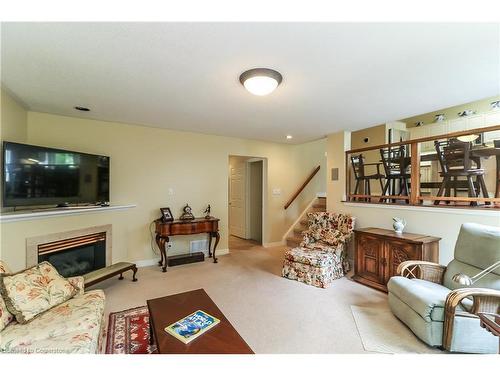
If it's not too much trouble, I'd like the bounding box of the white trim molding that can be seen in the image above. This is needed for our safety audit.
[0,204,137,223]
[263,241,285,248]
[342,202,500,217]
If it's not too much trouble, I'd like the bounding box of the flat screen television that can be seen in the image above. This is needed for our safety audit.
[2,142,110,207]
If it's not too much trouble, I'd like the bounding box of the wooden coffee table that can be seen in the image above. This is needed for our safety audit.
[147,288,254,354]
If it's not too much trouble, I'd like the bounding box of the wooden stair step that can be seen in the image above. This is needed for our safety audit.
[311,206,326,212]
[286,235,302,247]
[293,227,304,235]
[312,203,326,209]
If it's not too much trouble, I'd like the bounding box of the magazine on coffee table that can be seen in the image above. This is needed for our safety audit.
[164,310,220,344]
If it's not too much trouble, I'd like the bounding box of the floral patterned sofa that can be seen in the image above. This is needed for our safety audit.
[282,212,355,288]
[0,260,106,354]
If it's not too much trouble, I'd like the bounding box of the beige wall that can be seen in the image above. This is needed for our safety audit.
[1,103,326,270]
[285,138,327,223]
[0,87,27,143]
[349,124,386,195]
[402,95,500,128]
[326,131,500,265]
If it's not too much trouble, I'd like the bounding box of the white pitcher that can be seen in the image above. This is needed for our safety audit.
[392,217,406,234]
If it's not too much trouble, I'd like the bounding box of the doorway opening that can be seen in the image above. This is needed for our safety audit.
[228,156,265,249]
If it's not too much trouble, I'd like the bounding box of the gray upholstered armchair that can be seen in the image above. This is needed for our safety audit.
[387,223,500,353]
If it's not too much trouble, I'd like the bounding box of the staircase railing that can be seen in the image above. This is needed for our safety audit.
[284,165,321,209]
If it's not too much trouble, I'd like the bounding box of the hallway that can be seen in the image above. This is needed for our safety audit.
[228,235,262,251]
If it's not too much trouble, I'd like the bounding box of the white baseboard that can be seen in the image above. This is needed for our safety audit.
[263,241,285,248]
[215,248,230,256]
[134,249,230,268]
[135,258,160,268]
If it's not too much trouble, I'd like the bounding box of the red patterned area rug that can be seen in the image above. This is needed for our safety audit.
[106,306,157,354]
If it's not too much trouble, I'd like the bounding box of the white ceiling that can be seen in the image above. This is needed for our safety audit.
[1,23,499,144]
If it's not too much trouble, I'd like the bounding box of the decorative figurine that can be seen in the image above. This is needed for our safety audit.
[204,204,211,219]
[179,204,195,221]
[458,109,475,117]
[414,121,424,127]
[392,217,406,234]
[490,100,500,110]
[434,114,445,122]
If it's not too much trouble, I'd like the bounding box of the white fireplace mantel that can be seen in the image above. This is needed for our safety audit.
[0,204,136,223]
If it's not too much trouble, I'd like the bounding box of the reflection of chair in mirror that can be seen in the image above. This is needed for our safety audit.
[434,139,489,206]
[379,146,410,203]
[494,139,500,198]
[350,154,384,202]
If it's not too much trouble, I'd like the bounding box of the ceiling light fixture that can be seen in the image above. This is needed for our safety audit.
[286,135,293,140]
[239,68,283,96]
[74,106,90,112]
[457,134,480,143]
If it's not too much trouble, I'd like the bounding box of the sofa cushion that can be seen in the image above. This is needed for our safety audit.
[0,261,15,332]
[285,247,335,267]
[0,261,77,324]
[302,212,355,248]
[282,259,344,288]
[387,276,471,322]
[0,289,105,354]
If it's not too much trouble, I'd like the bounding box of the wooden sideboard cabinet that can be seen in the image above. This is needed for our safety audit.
[352,227,440,292]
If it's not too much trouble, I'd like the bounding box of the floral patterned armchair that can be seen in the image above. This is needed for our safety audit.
[282,212,356,288]
[301,212,355,252]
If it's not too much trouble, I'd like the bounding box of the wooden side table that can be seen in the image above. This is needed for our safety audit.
[154,217,220,272]
[353,227,440,292]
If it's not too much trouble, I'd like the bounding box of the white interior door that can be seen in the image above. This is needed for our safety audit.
[229,160,247,238]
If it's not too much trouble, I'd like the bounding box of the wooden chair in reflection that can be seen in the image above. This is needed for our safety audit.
[379,145,410,203]
[350,154,384,202]
[434,138,489,206]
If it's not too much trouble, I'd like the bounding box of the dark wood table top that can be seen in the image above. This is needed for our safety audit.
[155,217,220,225]
[147,288,254,354]
[354,227,441,244]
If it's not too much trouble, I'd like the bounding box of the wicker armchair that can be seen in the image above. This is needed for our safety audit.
[397,260,500,351]
[388,223,500,353]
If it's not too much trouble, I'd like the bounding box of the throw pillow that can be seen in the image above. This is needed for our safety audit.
[0,261,77,324]
[0,261,15,331]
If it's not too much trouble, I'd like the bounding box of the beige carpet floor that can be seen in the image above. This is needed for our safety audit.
[351,305,441,354]
[89,238,428,354]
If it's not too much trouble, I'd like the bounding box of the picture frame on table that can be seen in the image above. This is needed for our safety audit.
[160,207,174,222]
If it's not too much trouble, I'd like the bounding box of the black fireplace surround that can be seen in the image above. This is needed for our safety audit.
[38,238,106,278]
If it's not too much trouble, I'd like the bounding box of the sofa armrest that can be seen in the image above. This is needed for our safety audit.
[67,276,85,295]
[443,288,500,350]
[397,260,446,284]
